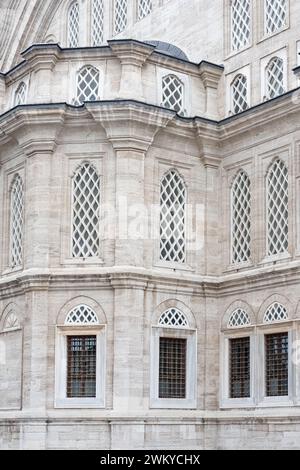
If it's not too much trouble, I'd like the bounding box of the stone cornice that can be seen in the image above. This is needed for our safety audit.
[108,39,155,67]
[199,61,224,89]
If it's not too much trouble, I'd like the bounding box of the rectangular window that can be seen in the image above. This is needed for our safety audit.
[67,335,97,398]
[265,332,288,397]
[229,337,250,398]
[159,337,187,399]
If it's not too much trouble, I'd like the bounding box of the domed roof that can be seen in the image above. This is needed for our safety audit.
[146,40,188,61]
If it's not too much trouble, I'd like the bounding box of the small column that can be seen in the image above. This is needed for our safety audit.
[199,61,224,121]
[0,74,6,114]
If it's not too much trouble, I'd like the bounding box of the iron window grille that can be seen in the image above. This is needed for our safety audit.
[162,74,185,115]
[229,337,250,398]
[10,174,24,269]
[74,65,100,105]
[265,0,287,35]
[68,2,80,48]
[266,57,285,100]
[228,308,251,328]
[231,74,249,114]
[159,337,187,399]
[265,332,289,397]
[231,170,251,264]
[231,0,251,52]
[67,335,97,398]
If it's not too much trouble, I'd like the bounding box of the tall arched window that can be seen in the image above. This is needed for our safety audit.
[160,169,186,263]
[72,162,101,258]
[266,57,285,100]
[231,171,251,264]
[266,159,288,256]
[10,174,24,269]
[138,0,152,20]
[114,0,128,34]
[68,1,80,48]
[162,74,184,114]
[92,0,104,46]
[231,0,251,51]
[75,65,100,105]
[14,82,27,106]
[231,74,248,114]
[265,0,287,35]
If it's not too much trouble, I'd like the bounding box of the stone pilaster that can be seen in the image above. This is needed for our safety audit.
[199,61,224,121]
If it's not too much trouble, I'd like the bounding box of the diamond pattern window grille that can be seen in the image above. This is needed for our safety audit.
[160,170,186,263]
[231,0,251,51]
[65,305,99,325]
[266,57,285,99]
[114,0,128,34]
[74,66,100,105]
[68,2,80,48]
[265,0,287,35]
[267,159,288,256]
[138,0,152,20]
[228,308,251,328]
[159,308,189,328]
[10,174,24,268]
[232,74,248,114]
[231,171,251,263]
[14,82,27,106]
[263,302,288,323]
[92,0,104,46]
[162,75,184,115]
[72,162,100,258]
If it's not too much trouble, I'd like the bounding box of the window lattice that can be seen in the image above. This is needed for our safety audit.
[72,162,101,258]
[266,57,285,100]
[14,82,27,106]
[10,175,24,268]
[231,171,251,264]
[159,308,188,328]
[267,159,288,256]
[114,0,128,34]
[67,335,97,398]
[228,308,251,328]
[265,0,287,35]
[92,0,104,46]
[75,66,100,105]
[162,75,184,115]
[65,305,99,325]
[229,337,250,398]
[68,2,80,48]
[159,337,187,399]
[160,170,186,263]
[265,332,288,397]
[263,302,288,323]
[138,0,152,20]
[231,0,251,51]
[232,74,248,114]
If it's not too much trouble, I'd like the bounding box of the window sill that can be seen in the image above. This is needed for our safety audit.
[258,252,292,267]
[153,261,195,273]
[224,260,254,273]
[225,42,252,61]
[150,398,196,409]
[257,397,293,408]
[2,266,24,276]
[257,25,289,45]
[220,398,255,409]
[55,398,105,409]
[62,257,104,266]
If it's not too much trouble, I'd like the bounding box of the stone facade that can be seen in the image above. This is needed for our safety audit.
[0,0,300,450]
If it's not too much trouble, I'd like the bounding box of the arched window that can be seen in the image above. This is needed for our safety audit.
[65,305,99,325]
[266,57,285,100]
[71,162,101,258]
[263,302,288,323]
[265,0,287,35]
[14,82,27,106]
[159,308,188,328]
[231,171,251,264]
[231,74,248,114]
[162,74,184,114]
[68,1,80,47]
[160,169,186,263]
[266,159,288,256]
[92,0,104,46]
[231,0,251,51]
[228,308,251,328]
[10,175,24,269]
[138,0,152,20]
[75,65,100,105]
[114,0,128,34]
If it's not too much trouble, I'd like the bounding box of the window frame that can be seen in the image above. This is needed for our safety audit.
[229,0,252,55]
[260,48,287,102]
[67,1,81,48]
[263,0,289,39]
[230,170,251,265]
[157,67,190,117]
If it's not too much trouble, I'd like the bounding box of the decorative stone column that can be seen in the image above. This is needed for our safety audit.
[199,61,224,121]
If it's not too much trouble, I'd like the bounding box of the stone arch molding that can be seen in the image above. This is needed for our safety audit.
[257,293,294,323]
[0,303,22,333]
[222,300,255,329]
[152,299,196,329]
[56,296,107,325]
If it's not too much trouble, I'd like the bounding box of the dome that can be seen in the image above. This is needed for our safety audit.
[145,40,189,61]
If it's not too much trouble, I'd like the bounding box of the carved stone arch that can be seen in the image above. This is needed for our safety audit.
[257,293,293,324]
[56,296,107,325]
[152,299,196,329]
[72,159,99,179]
[222,299,255,329]
[160,167,187,189]
[0,303,22,333]
[265,156,287,178]
[229,168,250,189]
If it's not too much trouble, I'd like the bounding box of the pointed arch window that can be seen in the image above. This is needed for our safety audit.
[266,57,285,100]
[266,159,288,256]
[92,0,104,46]
[14,82,27,106]
[114,0,128,34]
[65,305,100,325]
[263,302,288,324]
[231,74,248,114]
[265,0,287,35]
[10,174,24,269]
[228,308,251,328]
[231,170,251,264]
[160,169,186,264]
[71,162,101,259]
[68,2,80,47]
[231,0,251,52]
[75,65,100,105]
[159,308,188,328]
[162,74,184,115]
[138,0,152,20]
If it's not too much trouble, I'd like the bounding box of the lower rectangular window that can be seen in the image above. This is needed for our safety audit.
[265,332,288,397]
[229,337,250,398]
[67,335,97,398]
[159,337,187,399]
